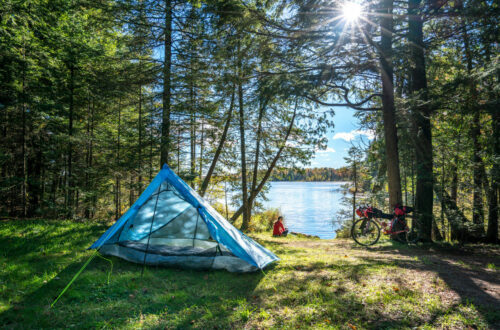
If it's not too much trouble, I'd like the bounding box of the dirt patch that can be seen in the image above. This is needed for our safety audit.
[283,239,500,311]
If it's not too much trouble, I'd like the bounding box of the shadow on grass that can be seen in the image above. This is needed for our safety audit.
[0,255,266,328]
[355,241,500,327]
[0,220,267,328]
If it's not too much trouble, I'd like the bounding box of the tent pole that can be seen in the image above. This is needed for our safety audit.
[141,185,161,277]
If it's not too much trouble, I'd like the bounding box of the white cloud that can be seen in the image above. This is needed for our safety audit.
[333,129,375,142]
[317,147,336,153]
[355,129,375,140]
[333,132,356,141]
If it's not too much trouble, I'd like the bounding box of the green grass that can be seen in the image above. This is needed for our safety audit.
[1,220,498,329]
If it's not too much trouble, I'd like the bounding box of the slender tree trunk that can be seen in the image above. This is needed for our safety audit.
[471,110,485,235]
[84,97,93,218]
[21,59,27,218]
[190,81,196,183]
[433,218,443,241]
[435,186,477,242]
[138,85,143,192]
[129,175,134,207]
[200,88,235,197]
[462,25,485,236]
[177,126,181,173]
[89,101,95,218]
[440,150,446,240]
[238,73,249,230]
[27,130,42,217]
[411,155,415,205]
[224,180,229,220]
[484,36,499,243]
[449,133,460,241]
[408,0,433,241]
[160,0,172,166]
[380,0,402,208]
[248,98,267,218]
[199,119,204,181]
[352,161,357,223]
[450,142,459,203]
[231,105,297,222]
[149,100,154,181]
[67,64,75,218]
[403,155,408,205]
[115,98,122,220]
[486,99,499,242]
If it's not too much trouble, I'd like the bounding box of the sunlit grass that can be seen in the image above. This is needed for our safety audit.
[1,220,498,328]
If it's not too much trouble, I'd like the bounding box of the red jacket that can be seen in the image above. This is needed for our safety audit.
[273,221,286,236]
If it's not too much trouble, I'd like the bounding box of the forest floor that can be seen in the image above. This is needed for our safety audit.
[1,219,499,329]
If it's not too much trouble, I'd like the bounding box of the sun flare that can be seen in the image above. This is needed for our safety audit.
[342,2,362,21]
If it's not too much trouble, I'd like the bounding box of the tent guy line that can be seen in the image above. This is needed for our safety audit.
[52,164,279,307]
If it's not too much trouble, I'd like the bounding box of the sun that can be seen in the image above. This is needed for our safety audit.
[342,2,362,21]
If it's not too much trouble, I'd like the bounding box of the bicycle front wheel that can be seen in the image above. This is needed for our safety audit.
[351,218,381,246]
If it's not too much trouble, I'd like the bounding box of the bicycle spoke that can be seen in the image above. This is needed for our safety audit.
[351,218,380,246]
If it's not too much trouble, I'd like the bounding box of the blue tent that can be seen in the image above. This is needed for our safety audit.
[90,164,279,272]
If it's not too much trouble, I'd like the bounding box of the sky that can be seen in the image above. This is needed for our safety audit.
[307,107,374,169]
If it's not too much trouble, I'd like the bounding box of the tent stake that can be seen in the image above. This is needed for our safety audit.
[51,250,99,307]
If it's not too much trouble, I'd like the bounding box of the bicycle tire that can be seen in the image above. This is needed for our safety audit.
[351,218,381,246]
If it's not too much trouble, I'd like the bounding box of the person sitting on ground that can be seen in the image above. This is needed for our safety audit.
[273,216,288,237]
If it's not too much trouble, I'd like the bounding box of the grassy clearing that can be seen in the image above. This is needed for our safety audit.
[1,220,499,329]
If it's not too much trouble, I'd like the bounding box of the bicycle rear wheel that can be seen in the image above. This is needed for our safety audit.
[351,218,381,246]
[405,217,421,243]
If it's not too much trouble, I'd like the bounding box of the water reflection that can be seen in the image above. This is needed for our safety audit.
[263,182,347,239]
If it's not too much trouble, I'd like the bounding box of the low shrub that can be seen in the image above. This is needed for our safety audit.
[248,208,281,233]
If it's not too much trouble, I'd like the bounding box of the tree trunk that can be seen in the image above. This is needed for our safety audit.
[408,0,433,242]
[432,218,443,241]
[450,140,459,203]
[129,175,134,207]
[190,80,196,184]
[21,62,27,218]
[352,161,357,223]
[199,88,234,197]
[199,118,204,181]
[149,100,154,181]
[471,110,485,235]
[115,98,122,220]
[484,32,499,243]
[380,0,402,208]
[462,24,485,236]
[160,0,172,166]
[486,101,499,242]
[67,64,75,218]
[238,62,249,231]
[434,186,477,242]
[230,105,297,222]
[84,97,93,219]
[177,126,181,173]
[138,84,143,192]
[89,100,95,218]
[248,97,268,219]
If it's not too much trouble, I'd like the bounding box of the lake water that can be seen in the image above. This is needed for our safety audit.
[262,181,348,239]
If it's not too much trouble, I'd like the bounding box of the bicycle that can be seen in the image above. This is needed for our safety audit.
[351,206,420,246]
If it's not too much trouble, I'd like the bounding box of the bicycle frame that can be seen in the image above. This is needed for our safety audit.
[363,217,409,236]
